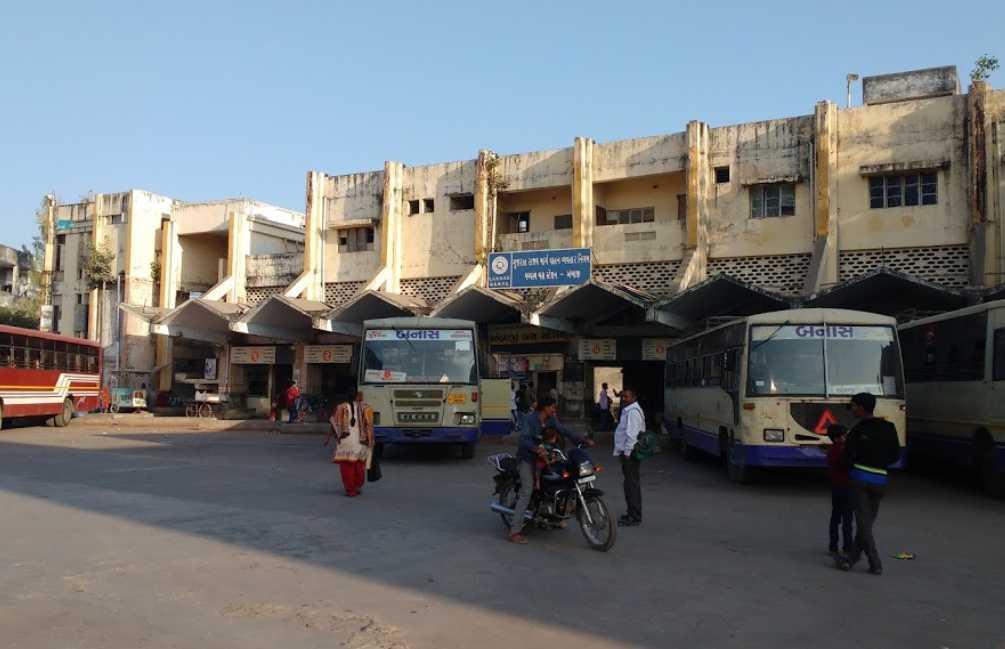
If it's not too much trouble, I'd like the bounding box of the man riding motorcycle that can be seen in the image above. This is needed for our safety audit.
[508,397,593,544]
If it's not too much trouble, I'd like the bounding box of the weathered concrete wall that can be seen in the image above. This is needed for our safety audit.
[400,161,478,279]
[863,66,959,106]
[704,115,815,258]
[835,94,968,251]
[593,133,687,182]
[498,147,573,192]
[247,252,304,288]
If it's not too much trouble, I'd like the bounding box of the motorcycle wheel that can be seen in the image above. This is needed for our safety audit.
[577,496,616,552]
[496,483,519,530]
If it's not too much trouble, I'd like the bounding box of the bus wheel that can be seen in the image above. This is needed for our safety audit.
[976,434,1005,500]
[54,399,73,428]
[679,437,697,461]
[460,442,476,460]
[725,432,750,484]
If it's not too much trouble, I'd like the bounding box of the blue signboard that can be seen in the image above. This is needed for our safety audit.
[487,247,591,289]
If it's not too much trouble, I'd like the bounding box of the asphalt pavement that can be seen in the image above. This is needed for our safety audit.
[0,423,1002,649]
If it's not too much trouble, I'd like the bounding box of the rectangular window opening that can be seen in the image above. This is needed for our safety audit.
[408,200,420,216]
[449,194,474,211]
[714,166,730,184]
[422,198,434,214]
[553,214,572,230]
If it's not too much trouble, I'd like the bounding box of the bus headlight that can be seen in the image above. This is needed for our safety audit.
[763,428,785,443]
[455,412,476,425]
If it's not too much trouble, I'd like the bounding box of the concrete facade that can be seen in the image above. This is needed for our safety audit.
[40,191,303,392]
[134,64,1005,421]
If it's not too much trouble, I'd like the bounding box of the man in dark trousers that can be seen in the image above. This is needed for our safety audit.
[613,388,646,527]
[837,392,901,575]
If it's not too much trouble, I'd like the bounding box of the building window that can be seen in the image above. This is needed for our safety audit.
[599,207,655,226]
[55,235,65,273]
[750,183,795,218]
[76,294,83,304]
[554,214,572,230]
[449,194,474,211]
[676,194,687,223]
[408,200,420,216]
[110,214,126,225]
[52,305,61,334]
[869,173,937,209]
[715,166,730,184]
[423,198,435,214]
[337,227,375,252]
[508,212,530,233]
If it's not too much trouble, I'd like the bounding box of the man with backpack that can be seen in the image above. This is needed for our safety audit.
[836,392,901,576]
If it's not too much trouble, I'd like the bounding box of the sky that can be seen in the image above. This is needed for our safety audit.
[1,0,1002,250]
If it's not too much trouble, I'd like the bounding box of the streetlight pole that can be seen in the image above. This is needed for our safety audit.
[846,73,860,108]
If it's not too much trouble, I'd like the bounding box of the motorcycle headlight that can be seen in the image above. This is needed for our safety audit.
[763,428,784,443]
[577,461,595,477]
[455,412,476,425]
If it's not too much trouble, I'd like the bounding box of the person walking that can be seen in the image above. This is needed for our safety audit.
[837,392,901,575]
[826,424,854,557]
[327,390,374,497]
[613,388,645,527]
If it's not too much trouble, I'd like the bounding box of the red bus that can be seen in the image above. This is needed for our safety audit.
[0,325,102,428]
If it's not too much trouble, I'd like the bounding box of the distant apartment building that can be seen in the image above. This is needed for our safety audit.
[99,64,1005,419]
[40,191,304,391]
[0,244,33,307]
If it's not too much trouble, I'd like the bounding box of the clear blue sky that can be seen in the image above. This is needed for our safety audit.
[2,0,1002,250]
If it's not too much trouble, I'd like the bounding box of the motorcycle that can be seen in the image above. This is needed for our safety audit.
[488,445,616,552]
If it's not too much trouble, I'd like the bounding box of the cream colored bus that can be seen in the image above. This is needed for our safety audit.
[899,301,1005,498]
[663,309,906,482]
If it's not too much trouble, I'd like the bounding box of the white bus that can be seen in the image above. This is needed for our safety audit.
[360,317,481,458]
[899,301,1005,498]
[664,309,906,482]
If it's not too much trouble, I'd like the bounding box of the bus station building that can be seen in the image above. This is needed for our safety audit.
[41,64,1005,422]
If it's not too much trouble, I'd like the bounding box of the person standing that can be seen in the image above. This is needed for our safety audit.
[826,424,854,557]
[327,390,374,497]
[837,392,901,575]
[285,380,301,423]
[613,388,645,527]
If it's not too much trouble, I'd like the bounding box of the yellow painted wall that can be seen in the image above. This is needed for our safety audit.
[497,187,573,234]
[401,161,478,279]
[835,95,968,250]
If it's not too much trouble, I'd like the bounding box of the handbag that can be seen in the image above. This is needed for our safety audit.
[367,450,382,482]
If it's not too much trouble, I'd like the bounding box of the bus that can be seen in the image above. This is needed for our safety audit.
[899,301,1005,498]
[0,325,102,428]
[360,317,481,458]
[663,309,906,482]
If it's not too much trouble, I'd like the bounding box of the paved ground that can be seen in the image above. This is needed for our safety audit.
[0,422,1003,649]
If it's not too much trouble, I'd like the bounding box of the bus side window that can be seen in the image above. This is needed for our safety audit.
[0,333,10,367]
[86,347,97,373]
[994,328,1005,382]
[54,341,66,371]
[28,337,42,369]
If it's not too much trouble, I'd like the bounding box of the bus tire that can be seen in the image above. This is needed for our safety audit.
[54,399,73,428]
[975,433,1005,500]
[679,437,697,461]
[725,431,750,484]
[460,442,476,460]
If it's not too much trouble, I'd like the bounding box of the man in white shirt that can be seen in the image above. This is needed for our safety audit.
[613,388,645,527]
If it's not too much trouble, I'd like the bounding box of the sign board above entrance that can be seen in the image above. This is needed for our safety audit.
[231,346,276,364]
[641,338,674,361]
[487,248,591,289]
[304,345,353,364]
[488,324,571,346]
[578,338,616,361]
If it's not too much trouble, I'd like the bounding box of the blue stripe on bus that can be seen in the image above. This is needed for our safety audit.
[480,419,513,436]
[908,430,1005,471]
[676,423,906,469]
[374,426,479,444]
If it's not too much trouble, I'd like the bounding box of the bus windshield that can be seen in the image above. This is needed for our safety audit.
[362,328,477,384]
[747,324,903,397]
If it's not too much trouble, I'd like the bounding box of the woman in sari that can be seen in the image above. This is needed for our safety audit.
[327,390,374,497]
